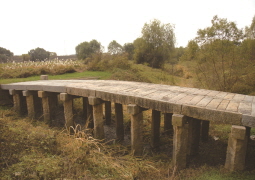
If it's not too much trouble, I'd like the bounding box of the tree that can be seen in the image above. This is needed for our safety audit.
[22,54,30,61]
[0,47,13,63]
[123,43,135,60]
[134,19,175,68]
[180,40,199,61]
[28,47,50,61]
[193,16,244,92]
[75,39,102,60]
[108,40,123,55]
[245,15,255,39]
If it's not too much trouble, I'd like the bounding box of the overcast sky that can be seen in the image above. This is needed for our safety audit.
[1,0,255,55]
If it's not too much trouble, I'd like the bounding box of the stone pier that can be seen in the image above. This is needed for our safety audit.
[9,89,27,115]
[172,114,189,170]
[60,93,74,133]
[225,125,248,171]
[88,97,104,140]
[128,104,144,156]
[115,103,124,142]
[23,90,42,119]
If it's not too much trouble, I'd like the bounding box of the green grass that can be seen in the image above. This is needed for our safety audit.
[0,71,112,84]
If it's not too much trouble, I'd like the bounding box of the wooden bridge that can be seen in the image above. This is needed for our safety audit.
[1,75,254,171]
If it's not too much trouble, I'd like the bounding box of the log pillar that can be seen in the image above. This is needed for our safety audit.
[151,110,161,149]
[172,114,189,170]
[225,125,248,171]
[187,118,201,156]
[23,90,42,119]
[164,113,173,135]
[127,104,144,156]
[115,103,124,142]
[9,89,27,115]
[38,91,55,125]
[201,120,210,142]
[60,93,74,133]
[88,97,104,139]
[105,101,111,125]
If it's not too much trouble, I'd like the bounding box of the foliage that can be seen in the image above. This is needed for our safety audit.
[108,40,123,55]
[245,15,255,39]
[22,54,30,61]
[0,47,13,63]
[28,47,50,61]
[185,16,246,92]
[75,39,103,60]
[123,42,135,60]
[134,19,176,68]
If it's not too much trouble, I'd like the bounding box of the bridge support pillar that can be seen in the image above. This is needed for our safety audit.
[83,97,94,128]
[105,101,112,125]
[225,125,248,171]
[115,103,124,142]
[164,113,173,135]
[60,93,74,133]
[187,118,201,156]
[128,104,144,156]
[9,89,27,115]
[89,97,104,140]
[38,91,56,126]
[23,91,42,119]
[201,120,210,142]
[172,114,188,170]
[151,110,161,149]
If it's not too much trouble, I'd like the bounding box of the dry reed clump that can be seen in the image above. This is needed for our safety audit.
[0,59,86,78]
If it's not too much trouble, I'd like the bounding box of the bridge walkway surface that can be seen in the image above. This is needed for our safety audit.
[0,78,254,171]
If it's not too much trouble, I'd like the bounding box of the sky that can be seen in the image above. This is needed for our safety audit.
[1,0,255,56]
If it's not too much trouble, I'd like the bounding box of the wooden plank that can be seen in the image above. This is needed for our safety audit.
[244,95,253,102]
[196,96,213,107]
[207,91,220,97]
[215,92,228,99]
[206,98,222,109]
[186,95,205,105]
[233,94,245,102]
[226,101,239,112]
[238,102,252,115]
[217,100,230,111]
[224,93,235,100]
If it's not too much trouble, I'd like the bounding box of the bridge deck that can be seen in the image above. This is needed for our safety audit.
[1,80,255,127]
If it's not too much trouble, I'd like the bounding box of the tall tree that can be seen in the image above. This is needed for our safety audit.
[193,16,244,92]
[28,47,50,61]
[0,47,13,63]
[134,19,175,68]
[75,39,102,60]
[108,40,123,55]
[123,43,135,60]
[245,15,255,39]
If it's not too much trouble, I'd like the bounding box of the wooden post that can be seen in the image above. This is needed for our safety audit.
[201,120,210,142]
[60,93,74,133]
[164,113,173,135]
[105,101,111,125]
[115,103,124,142]
[38,91,54,125]
[23,91,42,119]
[9,89,27,115]
[151,110,161,149]
[88,97,104,139]
[225,125,248,171]
[127,104,144,156]
[172,114,189,170]
[187,118,201,156]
